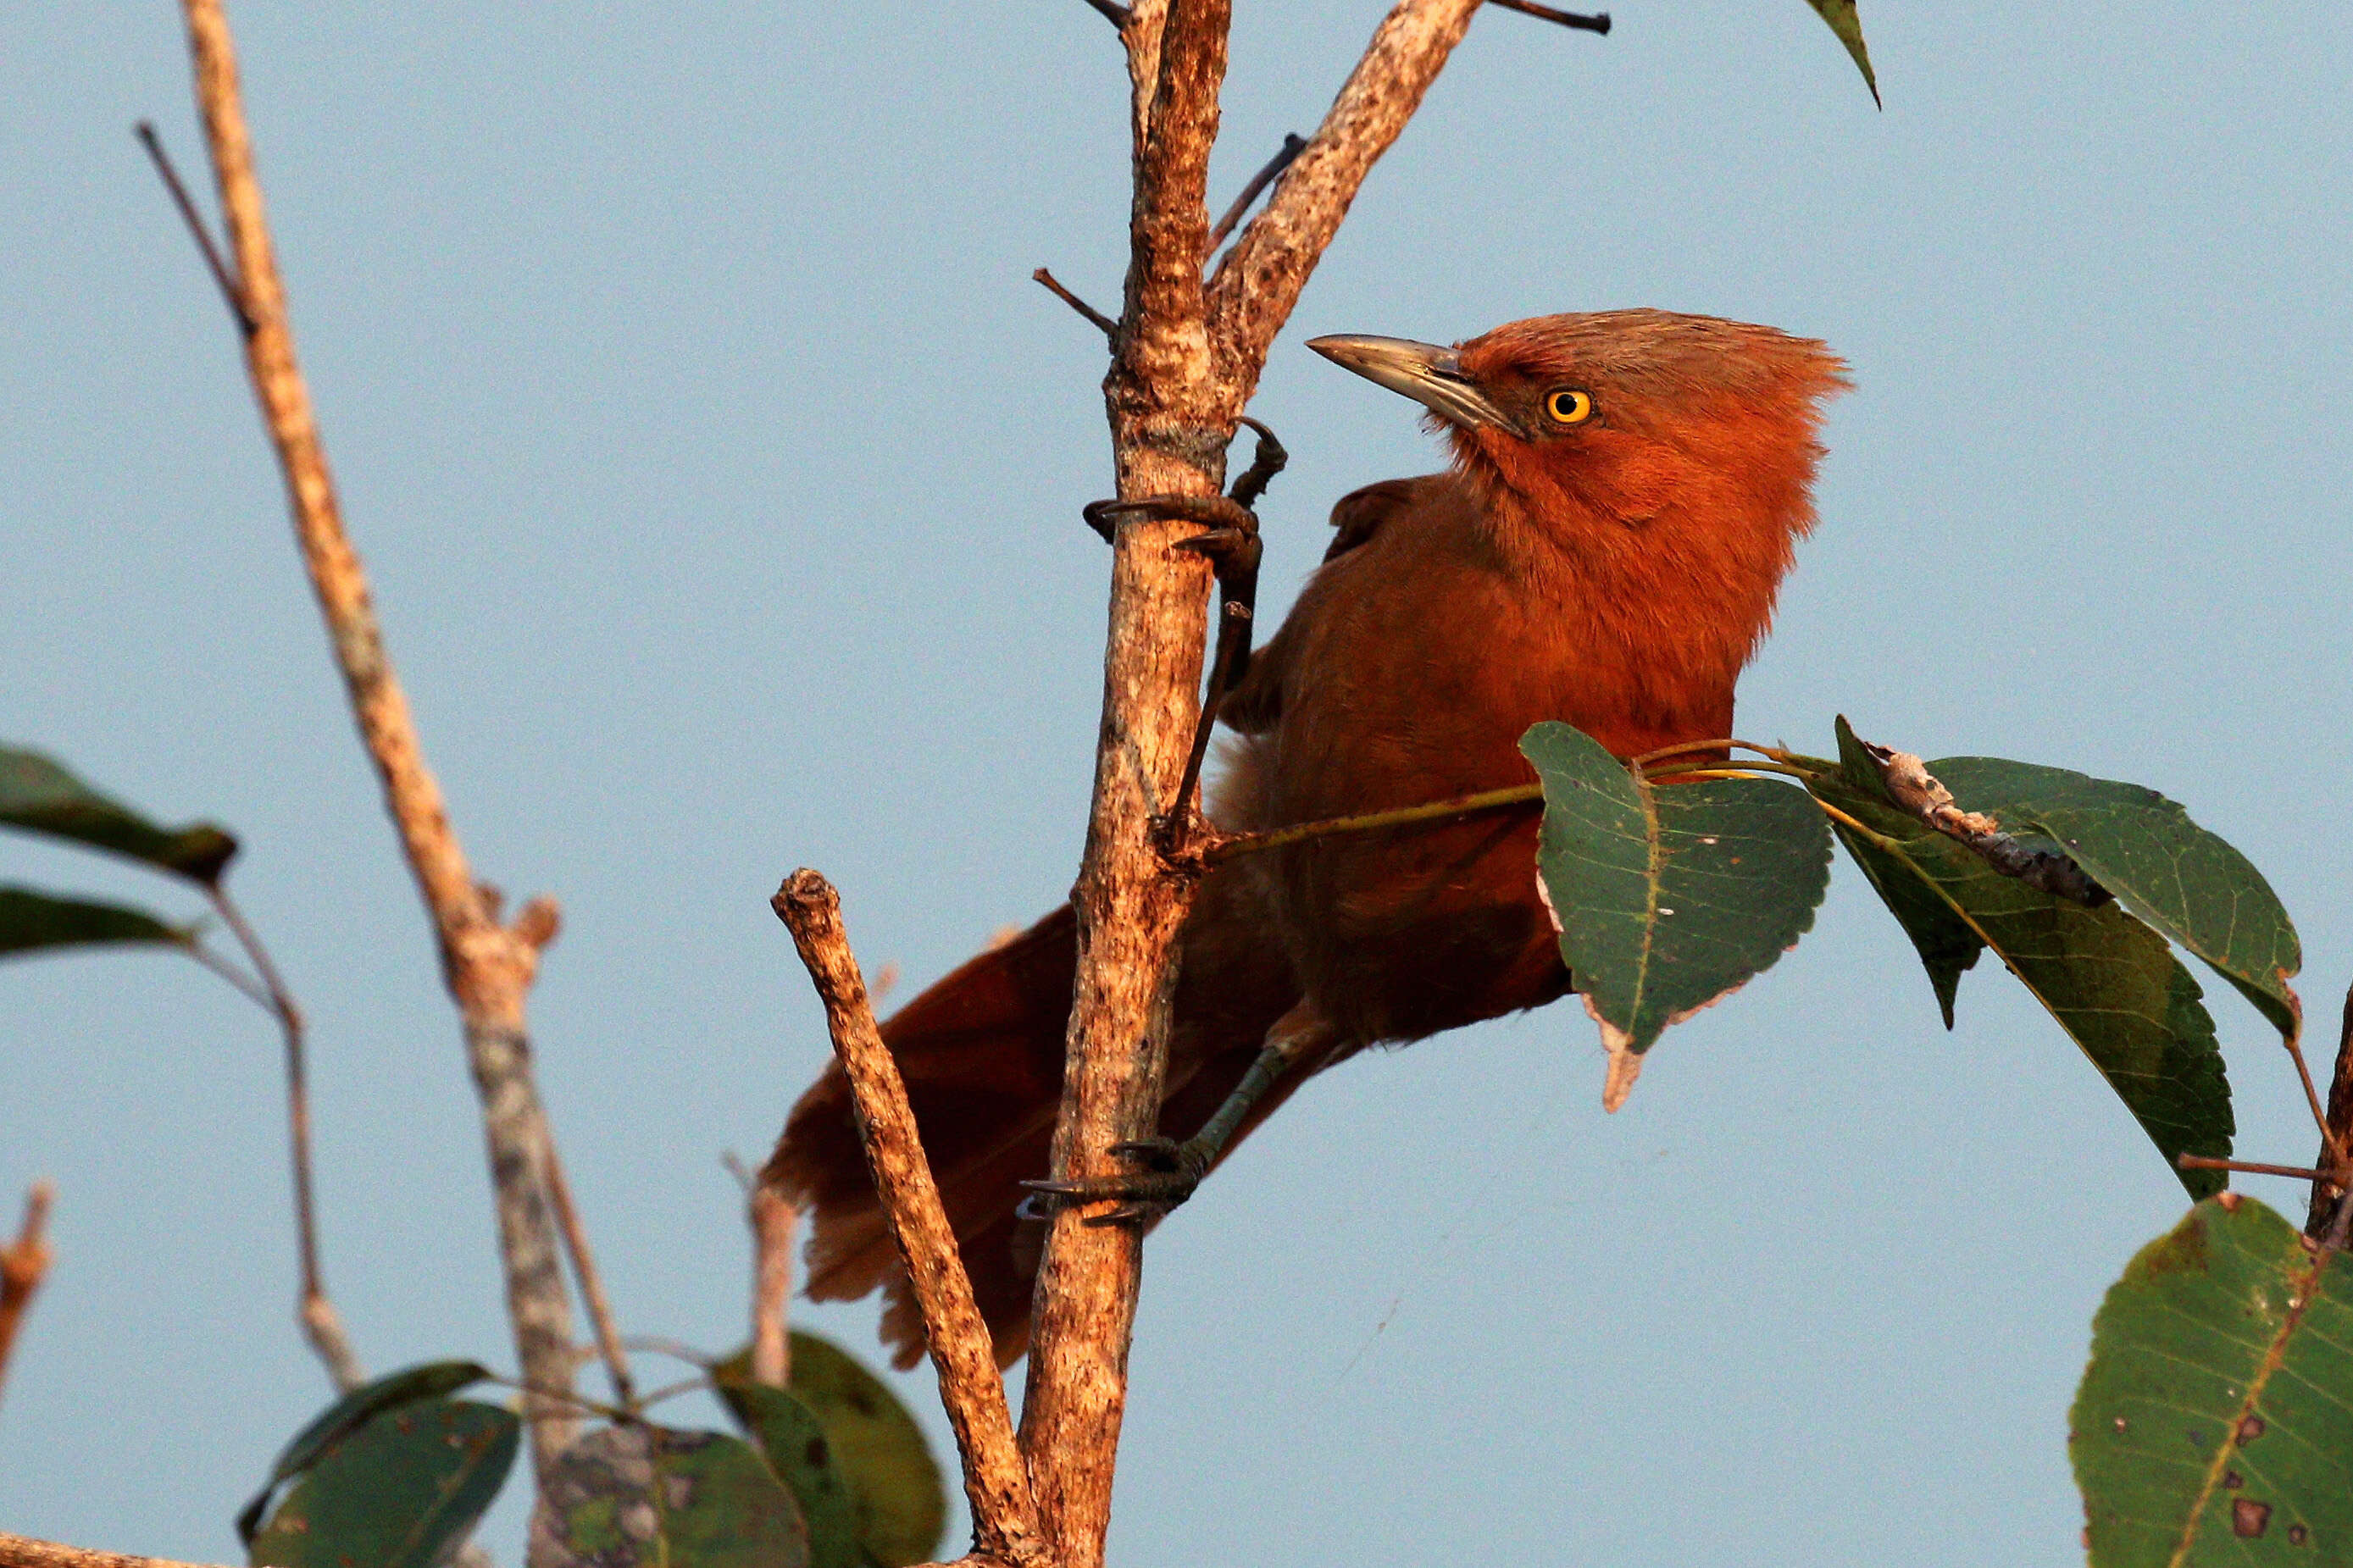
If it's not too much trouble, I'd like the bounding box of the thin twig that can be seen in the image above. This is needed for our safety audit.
[1207,133,1306,248]
[541,1140,635,1406]
[632,1373,713,1410]
[773,871,1047,1568]
[1032,268,1119,343]
[207,887,363,1393]
[748,1184,797,1388]
[132,121,253,333]
[1206,783,1543,864]
[620,1335,715,1368]
[2179,1155,2335,1183]
[1080,0,1132,28]
[1484,0,1609,35]
[2278,982,2334,1155]
[174,0,580,1476]
[0,1183,57,1413]
[1851,734,2112,906]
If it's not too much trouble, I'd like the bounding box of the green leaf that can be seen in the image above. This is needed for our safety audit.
[247,1399,518,1568]
[531,1424,810,1568]
[1812,723,2232,1198]
[716,1333,947,1568]
[1829,828,1982,1028]
[2073,1195,2353,1564]
[1522,722,1832,1101]
[238,1360,494,1543]
[1928,756,2302,1043]
[0,745,238,885]
[713,1375,865,1568]
[0,885,189,960]
[1801,0,1879,108]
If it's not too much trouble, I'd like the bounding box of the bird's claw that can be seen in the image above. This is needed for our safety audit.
[1082,493,1259,546]
[1018,1136,1210,1225]
[1171,525,1263,577]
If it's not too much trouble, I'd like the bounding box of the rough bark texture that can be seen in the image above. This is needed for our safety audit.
[178,0,578,1480]
[1009,8,1490,1566]
[0,1536,225,1568]
[1206,0,1484,379]
[1015,6,1234,1563]
[776,873,1048,1568]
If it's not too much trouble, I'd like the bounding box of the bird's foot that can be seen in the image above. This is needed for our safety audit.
[1018,1136,1211,1226]
[1082,492,1259,546]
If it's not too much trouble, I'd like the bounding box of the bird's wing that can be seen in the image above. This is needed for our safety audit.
[1222,477,1428,734]
[1322,475,1423,562]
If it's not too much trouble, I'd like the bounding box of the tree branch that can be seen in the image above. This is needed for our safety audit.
[206,887,363,1393]
[0,1534,225,1568]
[0,1183,56,1412]
[1485,0,1609,36]
[173,0,580,1478]
[748,1183,797,1388]
[541,1136,634,1406]
[773,872,1048,1568]
[1207,132,1306,248]
[1018,6,1235,1563]
[1032,267,1119,342]
[1205,0,1484,377]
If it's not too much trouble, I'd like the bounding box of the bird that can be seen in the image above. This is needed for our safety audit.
[767,308,1849,1367]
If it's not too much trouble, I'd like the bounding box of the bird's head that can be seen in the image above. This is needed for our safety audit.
[1308,308,1850,671]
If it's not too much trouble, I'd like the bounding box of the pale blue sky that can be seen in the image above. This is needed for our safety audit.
[6,3,2350,1564]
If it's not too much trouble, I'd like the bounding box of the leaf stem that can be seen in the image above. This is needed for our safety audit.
[1640,763,1817,784]
[2178,1155,2336,1183]
[1627,736,1796,767]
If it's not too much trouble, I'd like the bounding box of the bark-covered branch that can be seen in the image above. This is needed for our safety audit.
[1015,6,1502,1567]
[0,1533,227,1568]
[174,0,580,1480]
[774,872,1048,1568]
[1206,0,1484,379]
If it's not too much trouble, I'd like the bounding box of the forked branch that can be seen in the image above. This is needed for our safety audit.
[171,0,580,1478]
[1206,0,1486,378]
[1020,7,1529,1567]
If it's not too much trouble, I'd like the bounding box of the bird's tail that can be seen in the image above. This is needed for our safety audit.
[764,905,1079,1370]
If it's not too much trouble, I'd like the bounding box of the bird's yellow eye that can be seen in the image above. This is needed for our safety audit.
[1544,388,1594,425]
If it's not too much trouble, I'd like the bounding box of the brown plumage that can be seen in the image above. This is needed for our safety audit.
[769,308,1850,1367]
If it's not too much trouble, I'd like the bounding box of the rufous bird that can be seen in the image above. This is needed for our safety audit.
[768,309,1849,1366]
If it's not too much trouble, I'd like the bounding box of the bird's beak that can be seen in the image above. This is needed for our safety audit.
[1307,334,1519,434]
